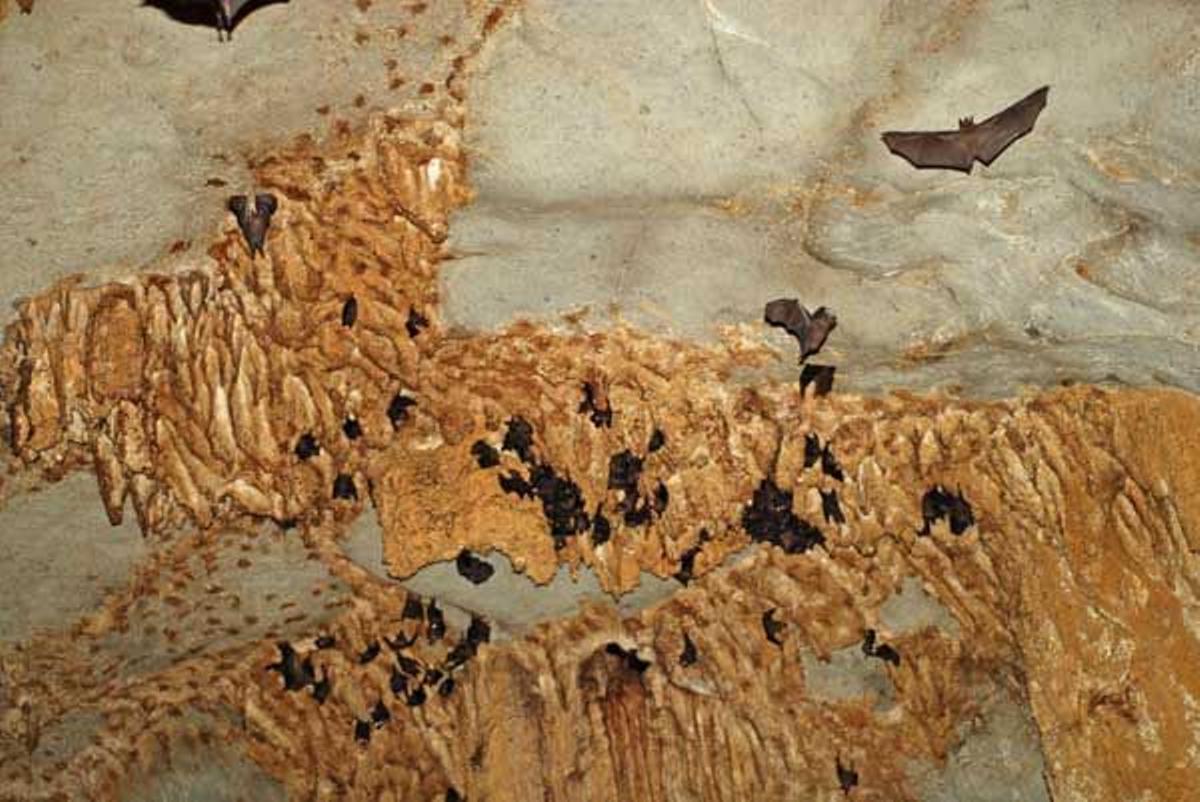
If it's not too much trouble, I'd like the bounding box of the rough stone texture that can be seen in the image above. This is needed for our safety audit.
[1,1,1199,801]
[446,0,1200,396]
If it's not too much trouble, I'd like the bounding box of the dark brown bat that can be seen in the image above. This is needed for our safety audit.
[227,193,277,256]
[764,299,837,362]
[881,86,1049,173]
[762,608,786,647]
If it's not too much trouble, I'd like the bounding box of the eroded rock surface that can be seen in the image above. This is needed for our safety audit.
[1,2,1199,801]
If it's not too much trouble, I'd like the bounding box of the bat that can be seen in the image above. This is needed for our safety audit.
[804,433,822,469]
[267,641,314,691]
[341,296,358,328]
[821,445,844,482]
[579,382,613,428]
[499,471,532,499]
[370,700,391,728]
[148,1,288,41]
[820,488,845,525]
[438,677,456,697]
[673,544,701,585]
[604,642,650,674]
[332,473,357,501]
[311,674,331,704]
[919,485,975,536]
[405,307,429,337]
[395,653,423,677]
[389,669,408,698]
[653,481,669,514]
[502,416,536,464]
[354,719,371,744]
[342,417,363,441]
[406,687,427,707]
[862,629,901,667]
[764,299,837,362]
[358,642,381,665]
[446,789,464,802]
[647,428,666,452]
[387,393,417,428]
[227,193,276,255]
[679,633,698,667]
[471,440,500,469]
[466,616,491,646]
[762,608,786,646]
[426,601,446,643]
[383,631,416,651]
[608,450,644,493]
[314,634,336,650]
[294,432,319,460]
[591,508,612,545]
[836,757,859,794]
[455,549,494,585]
[800,364,836,397]
[423,669,444,688]
[881,86,1049,173]
[402,596,424,620]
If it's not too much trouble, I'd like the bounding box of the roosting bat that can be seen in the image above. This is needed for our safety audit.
[764,299,837,362]
[227,193,277,257]
[881,86,1049,173]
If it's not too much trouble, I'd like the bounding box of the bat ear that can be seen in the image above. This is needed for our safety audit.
[958,116,975,129]
[256,193,278,215]
[227,195,247,215]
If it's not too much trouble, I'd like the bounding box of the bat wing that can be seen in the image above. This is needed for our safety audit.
[881,130,976,172]
[967,85,1049,166]
[800,307,836,361]
[227,194,248,219]
[763,298,809,339]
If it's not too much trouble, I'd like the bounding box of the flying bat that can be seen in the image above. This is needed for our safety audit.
[146,1,287,41]
[764,299,837,362]
[881,85,1049,173]
[228,193,277,257]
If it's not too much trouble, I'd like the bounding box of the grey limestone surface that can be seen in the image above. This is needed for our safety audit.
[446,0,1200,396]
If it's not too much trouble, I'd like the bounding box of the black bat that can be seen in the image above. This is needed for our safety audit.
[762,608,786,646]
[919,485,975,536]
[342,417,363,440]
[456,549,495,585]
[227,193,276,256]
[471,440,500,469]
[820,488,845,525]
[370,700,391,728]
[679,633,698,667]
[358,642,381,665]
[604,642,650,674]
[647,428,666,453]
[764,299,837,362]
[294,432,319,460]
[342,296,358,328]
[148,1,287,41]
[881,86,1049,173]
[387,393,417,428]
[836,757,859,794]
[862,629,901,667]
[266,642,314,691]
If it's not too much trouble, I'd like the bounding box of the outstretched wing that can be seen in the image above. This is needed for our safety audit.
[881,130,976,173]
[964,85,1049,166]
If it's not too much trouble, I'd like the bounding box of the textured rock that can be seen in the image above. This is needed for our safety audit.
[2,2,1200,801]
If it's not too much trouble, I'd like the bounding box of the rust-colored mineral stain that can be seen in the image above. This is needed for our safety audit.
[2,5,1199,800]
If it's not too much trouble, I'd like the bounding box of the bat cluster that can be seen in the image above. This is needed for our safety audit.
[455,549,494,585]
[264,592,493,753]
[472,416,671,551]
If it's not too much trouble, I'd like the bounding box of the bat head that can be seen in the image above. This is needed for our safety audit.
[958,116,976,129]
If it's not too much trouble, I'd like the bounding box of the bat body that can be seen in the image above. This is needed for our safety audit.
[763,298,837,362]
[228,193,277,257]
[882,85,1049,172]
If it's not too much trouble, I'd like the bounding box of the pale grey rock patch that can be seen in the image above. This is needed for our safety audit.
[880,576,961,637]
[0,473,148,643]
